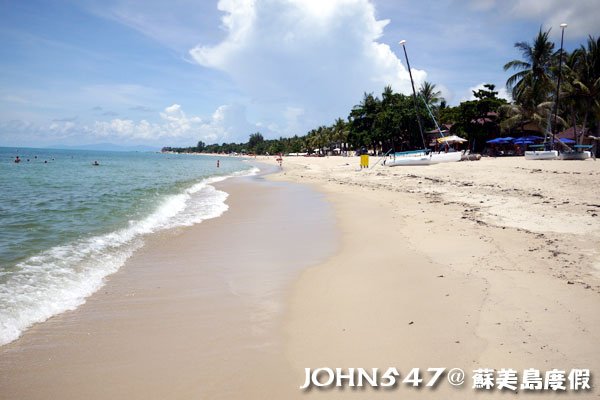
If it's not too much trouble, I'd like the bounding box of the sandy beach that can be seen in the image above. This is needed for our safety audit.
[0,170,336,399]
[272,155,600,398]
[1,155,599,398]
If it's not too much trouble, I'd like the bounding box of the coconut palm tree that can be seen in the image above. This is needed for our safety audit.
[418,81,443,107]
[562,36,600,143]
[348,92,381,149]
[331,118,349,154]
[499,99,568,148]
[504,28,556,110]
[308,125,333,155]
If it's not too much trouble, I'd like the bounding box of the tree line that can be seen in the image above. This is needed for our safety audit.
[163,30,599,155]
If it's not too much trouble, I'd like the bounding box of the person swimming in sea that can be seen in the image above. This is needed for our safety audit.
[92,160,100,166]
[14,156,21,163]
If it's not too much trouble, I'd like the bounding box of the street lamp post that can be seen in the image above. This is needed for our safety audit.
[399,40,426,150]
[551,23,567,148]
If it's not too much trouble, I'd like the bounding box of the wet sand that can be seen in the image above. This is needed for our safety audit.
[0,171,336,399]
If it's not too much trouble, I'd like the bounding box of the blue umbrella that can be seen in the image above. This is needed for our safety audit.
[486,137,514,144]
[558,138,576,144]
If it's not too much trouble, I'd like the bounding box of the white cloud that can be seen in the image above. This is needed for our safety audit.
[49,121,76,134]
[199,103,258,142]
[475,0,599,37]
[0,103,261,146]
[434,84,452,105]
[513,0,599,37]
[92,103,228,142]
[189,0,426,134]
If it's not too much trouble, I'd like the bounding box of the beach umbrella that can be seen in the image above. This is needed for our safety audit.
[558,138,576,144]
[514,137,532,143]
[486,137,514,144]
[437,135,467,144]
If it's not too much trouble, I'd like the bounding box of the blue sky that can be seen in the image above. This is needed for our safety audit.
[1,0,598,148]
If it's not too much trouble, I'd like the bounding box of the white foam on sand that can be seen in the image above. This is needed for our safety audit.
[0,168,260,346]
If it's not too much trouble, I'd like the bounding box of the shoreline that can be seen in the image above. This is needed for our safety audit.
[0,153,255,348]
[0,167,337,399]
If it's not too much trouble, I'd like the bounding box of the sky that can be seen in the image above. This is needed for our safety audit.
[1,0,598,148]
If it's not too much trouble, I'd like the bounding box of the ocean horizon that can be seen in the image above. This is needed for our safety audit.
[0,147,255,345]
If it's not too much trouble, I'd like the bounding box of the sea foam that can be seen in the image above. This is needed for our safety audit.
[0,167,259,346]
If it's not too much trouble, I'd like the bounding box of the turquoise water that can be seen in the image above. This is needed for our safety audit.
[0,147,254,345]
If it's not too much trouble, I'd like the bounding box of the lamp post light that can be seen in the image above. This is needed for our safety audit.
[551,23,567,148]
[399,40,426,149]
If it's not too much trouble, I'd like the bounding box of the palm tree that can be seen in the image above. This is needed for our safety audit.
[563,36,600,143]
[331,118,349,154]
[504,28,556,111]
[348,92,381,149]
[419,81,443,107]
[381,85,394,103]
[500,101,550,132]
[308,126,332,155]
[500,100,567,144]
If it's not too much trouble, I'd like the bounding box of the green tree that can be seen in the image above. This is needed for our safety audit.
[562,36,600,142]
[504,28,556,121]
[499,100,557,135]
[446,84,507,151]
[348,92,381,149]
[331,118,349,153]
[419,81,443,107]
[248,132,265,154]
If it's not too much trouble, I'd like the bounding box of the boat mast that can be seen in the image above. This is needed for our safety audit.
[400,40,427,150]
[551,23,568,148]
[422,97,448,149]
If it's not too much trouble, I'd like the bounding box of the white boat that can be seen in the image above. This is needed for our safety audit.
[386,151,462,166]
[524,150,559,160]
[559,151,591,160]
[388,41,463,168]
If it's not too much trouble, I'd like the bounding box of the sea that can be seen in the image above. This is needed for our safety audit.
[0,147,256,346]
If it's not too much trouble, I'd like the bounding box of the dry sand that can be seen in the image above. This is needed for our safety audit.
[265,155,600,398]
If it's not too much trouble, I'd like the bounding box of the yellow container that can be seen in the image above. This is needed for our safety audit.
[360,154,369,168]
